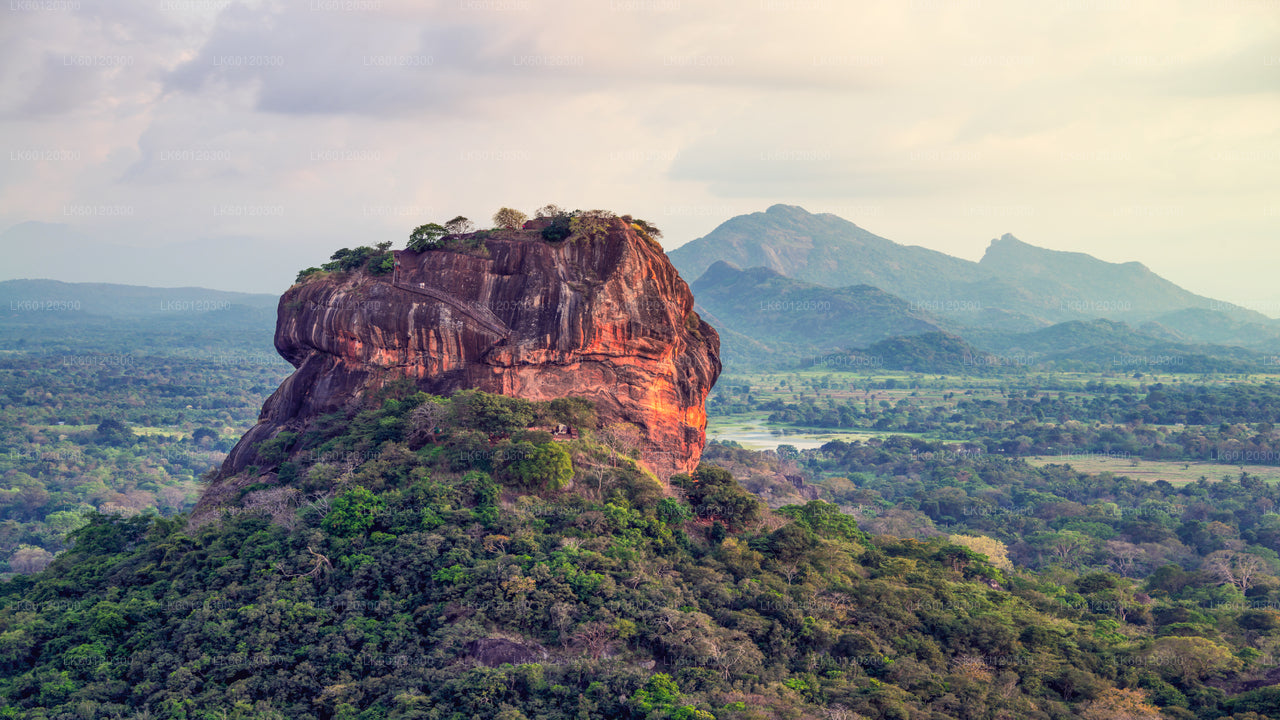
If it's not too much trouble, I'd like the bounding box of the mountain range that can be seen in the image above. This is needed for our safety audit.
[670,205,1280,372]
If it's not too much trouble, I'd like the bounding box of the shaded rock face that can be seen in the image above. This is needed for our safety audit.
[466,638,549,667]
[214,220,720,493]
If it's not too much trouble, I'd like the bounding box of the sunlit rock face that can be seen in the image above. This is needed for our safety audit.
[210,219,720,500]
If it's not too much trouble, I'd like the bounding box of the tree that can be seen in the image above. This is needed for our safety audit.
[569,621,617,660]
[500,442,573,491]
[656,497,692,526]
[597,423,641,467]
[1207,550,1267,591]
[321,486,384,537]
[1079,688,1163,720]
[1105,540,1145,577]
[631,218,663,242]
[409,398,449,443]
[191,427,219,444]
[568,209,616,241]
[9,544,54,574]
[492,207,528,231]
[444,216,475,235]
[947,533,1013,571]
[95,418,136,447]
[534,204,564,218]
[408,223,446,251]
[1148,636,1242,683]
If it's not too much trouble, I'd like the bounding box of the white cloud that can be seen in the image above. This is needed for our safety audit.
[0,0,1275,310]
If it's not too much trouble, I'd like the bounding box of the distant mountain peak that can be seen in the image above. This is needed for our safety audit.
[669,205,1269,335]
[764,203,812,216]
[980,234,1154,274]
[697,260,745,286]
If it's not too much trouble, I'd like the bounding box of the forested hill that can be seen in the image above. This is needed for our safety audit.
[4,386,1264,719]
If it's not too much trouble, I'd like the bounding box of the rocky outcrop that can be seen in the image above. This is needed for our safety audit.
[212,218,720,494]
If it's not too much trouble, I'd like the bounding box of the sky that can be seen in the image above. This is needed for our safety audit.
[1,0,1277,310]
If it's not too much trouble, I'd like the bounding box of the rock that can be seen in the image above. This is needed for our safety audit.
[205,218,719,506]
[465,638,549,667]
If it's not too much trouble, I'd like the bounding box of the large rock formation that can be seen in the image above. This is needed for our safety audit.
[208,218,720,503]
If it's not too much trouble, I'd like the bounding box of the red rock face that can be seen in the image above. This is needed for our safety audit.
[217,220,720,486]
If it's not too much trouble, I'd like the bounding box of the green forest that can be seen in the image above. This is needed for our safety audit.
[0,303,290,572]
[3,293,1280,718]
[2,379,1279,718]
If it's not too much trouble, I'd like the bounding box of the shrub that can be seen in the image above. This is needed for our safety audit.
[500,442,573,492]
[493,207,528,231]
[322,486,385,537]
[408,223,447,251]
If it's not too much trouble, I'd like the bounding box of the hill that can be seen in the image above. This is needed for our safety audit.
[977,235,1273,326]
[688,261,950,368]
[1139,308,1280,354]
[669,206,1267,336]
[0,222,303,294]
[979,319,1267,374]
[0,385,1196,720]
[0,279,281,359]
[0,279,277,318]
[670,205,992,320]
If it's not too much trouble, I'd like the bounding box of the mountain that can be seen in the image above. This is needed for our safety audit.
[979,318,1266,373]
[978,234,1273,326]
[689,261,951,368]
[670,204,990,313]
[1138,308,1280,353]
[839,332,999,374]
[0,278,278,318]
[4,213,1273,720]
[684,260,1273,374]
[669,205,1267,337]
[0,279,283,360]
[200,216,720,515]
[0,221,304,294]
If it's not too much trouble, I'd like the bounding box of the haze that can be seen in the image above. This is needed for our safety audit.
[1,0,1276,310]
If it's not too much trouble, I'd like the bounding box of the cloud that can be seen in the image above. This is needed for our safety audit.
[0,0,1276,306]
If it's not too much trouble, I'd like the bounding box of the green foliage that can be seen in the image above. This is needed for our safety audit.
[778,500,870,543]
[498,442,573,492]
[450,389,536,434]
[408,222,447,251]
[7,355,1280,720]
[568,209,616,242]
[295,266,324,283]
[675,464,762,530]
[323,245,392,274]
[493,207,528,231]
[93,418,136,447]
[656,497,692,526]
[540,213,573,242]
[253,430,297,467]
[294,245,396,282]
[321,486,385,537]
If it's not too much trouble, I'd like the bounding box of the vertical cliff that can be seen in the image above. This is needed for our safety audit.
[209,218,720,503]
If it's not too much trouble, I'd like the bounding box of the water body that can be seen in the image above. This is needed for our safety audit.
[707,414,915,451]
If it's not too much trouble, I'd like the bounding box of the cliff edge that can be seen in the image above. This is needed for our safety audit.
[199,217,720,512]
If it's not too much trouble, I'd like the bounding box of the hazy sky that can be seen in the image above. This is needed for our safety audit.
[2,0,1277,308]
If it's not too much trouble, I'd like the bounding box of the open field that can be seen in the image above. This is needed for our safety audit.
[31,424,190,439]
[1023,454,1280,485]
[713,369,1280,419]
